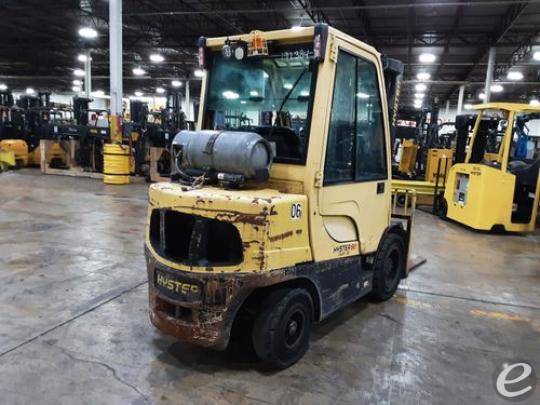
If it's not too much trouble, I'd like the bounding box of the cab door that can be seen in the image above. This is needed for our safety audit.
[317,47,391,254]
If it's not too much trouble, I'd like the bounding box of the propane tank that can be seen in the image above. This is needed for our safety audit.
[172,130,274,182]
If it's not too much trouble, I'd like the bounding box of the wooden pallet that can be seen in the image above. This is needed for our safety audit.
[39,139,145,183]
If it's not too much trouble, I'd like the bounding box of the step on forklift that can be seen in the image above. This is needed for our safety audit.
[439,103,540,232]
[145,25,422,368]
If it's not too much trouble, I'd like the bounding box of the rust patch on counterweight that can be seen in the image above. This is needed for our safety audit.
[269,230,294,242]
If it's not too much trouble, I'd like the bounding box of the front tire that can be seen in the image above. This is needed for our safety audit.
[252,288,313,369]
[370,233,405,302]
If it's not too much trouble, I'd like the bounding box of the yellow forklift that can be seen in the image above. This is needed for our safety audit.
[145,25,421,368]
[439,103,540,232]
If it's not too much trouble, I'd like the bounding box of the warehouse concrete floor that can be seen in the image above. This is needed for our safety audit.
[0,170,539,404]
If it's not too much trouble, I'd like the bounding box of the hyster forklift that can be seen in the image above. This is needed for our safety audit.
[145,25,418,368]
[440,103,540,232]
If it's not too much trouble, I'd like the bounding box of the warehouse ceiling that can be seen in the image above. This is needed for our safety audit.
[1,0,540,110]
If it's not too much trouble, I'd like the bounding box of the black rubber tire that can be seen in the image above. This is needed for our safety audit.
[370,233,405,302]
[437,197,448,220]
[252,288,313,369]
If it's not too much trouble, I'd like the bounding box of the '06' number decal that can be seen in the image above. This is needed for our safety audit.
[291,203,302,219]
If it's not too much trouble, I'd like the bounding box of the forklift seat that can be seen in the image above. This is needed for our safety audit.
[509,158,540,223]
[509,159,540,188]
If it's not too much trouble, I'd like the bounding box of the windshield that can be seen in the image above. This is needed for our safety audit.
[203,43,316,163]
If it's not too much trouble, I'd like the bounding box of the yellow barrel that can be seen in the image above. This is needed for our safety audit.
[103,143,130,185]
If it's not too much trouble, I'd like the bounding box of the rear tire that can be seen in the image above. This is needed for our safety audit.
[252,288,313,369]
[370,233,405,302]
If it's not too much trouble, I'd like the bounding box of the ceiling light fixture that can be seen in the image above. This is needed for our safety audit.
[222,90,239,100]
[490,84,503,93]
[72,86,81,92]
[171,80,182,88]
[26,87,35,95]
[415,83,427,92]
[419,53,436,63]
[506,71,523,81]
[133,67,146,76]
[414,93,425,99]
[417,72,431,81]
[73,80,82,86]
[150,54,164,63]
[78,27,98,39]
[77,54,91,62]
[156,87,166,94]
[194,69,205,78]
[73,69,85,77]
[134,91,143,97]
[0,84,7,91]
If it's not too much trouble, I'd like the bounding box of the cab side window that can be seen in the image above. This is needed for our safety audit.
[323,52,356,184]
[324,50,388,185]
[355,59,387,181]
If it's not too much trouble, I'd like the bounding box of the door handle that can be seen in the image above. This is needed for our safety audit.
[377,182,385,194]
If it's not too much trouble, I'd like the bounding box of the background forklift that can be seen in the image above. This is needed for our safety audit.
[145,25,421,368]
[439,103,540,232]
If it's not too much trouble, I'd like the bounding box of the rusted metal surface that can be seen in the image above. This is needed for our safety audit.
[146,246,373,349]
[147,183,312,274]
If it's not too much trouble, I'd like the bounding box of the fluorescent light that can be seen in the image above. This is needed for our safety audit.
[417,72,431,81]
[194,69,205,78]
[134,91,143,97]
[77,54,91,62]
[26,87,35,95]
[78,27,98,39]
[72,86,81,92]
[356,92,370,99]
[171,80,182,88]
[414,102,422,109]
[464,103,473,110]
[530,99,540,106]
[249,90,259,96]
[222,90,239,100]
[479,92,486,100]
[506,71,523,81]
[73,80,82,86]
[414,93,425,99]
[150,54,164,63]
[92,90,105,97]
[490,84,503,93]
[300,90,310,97]
[533,51,540,61]
[283,83,293,90]
[415,83,427,92]
[419,53,436,63]
[132,67,146,76]
[156,87,166,94]
[73,69,85,77]
[0,84,7,91]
